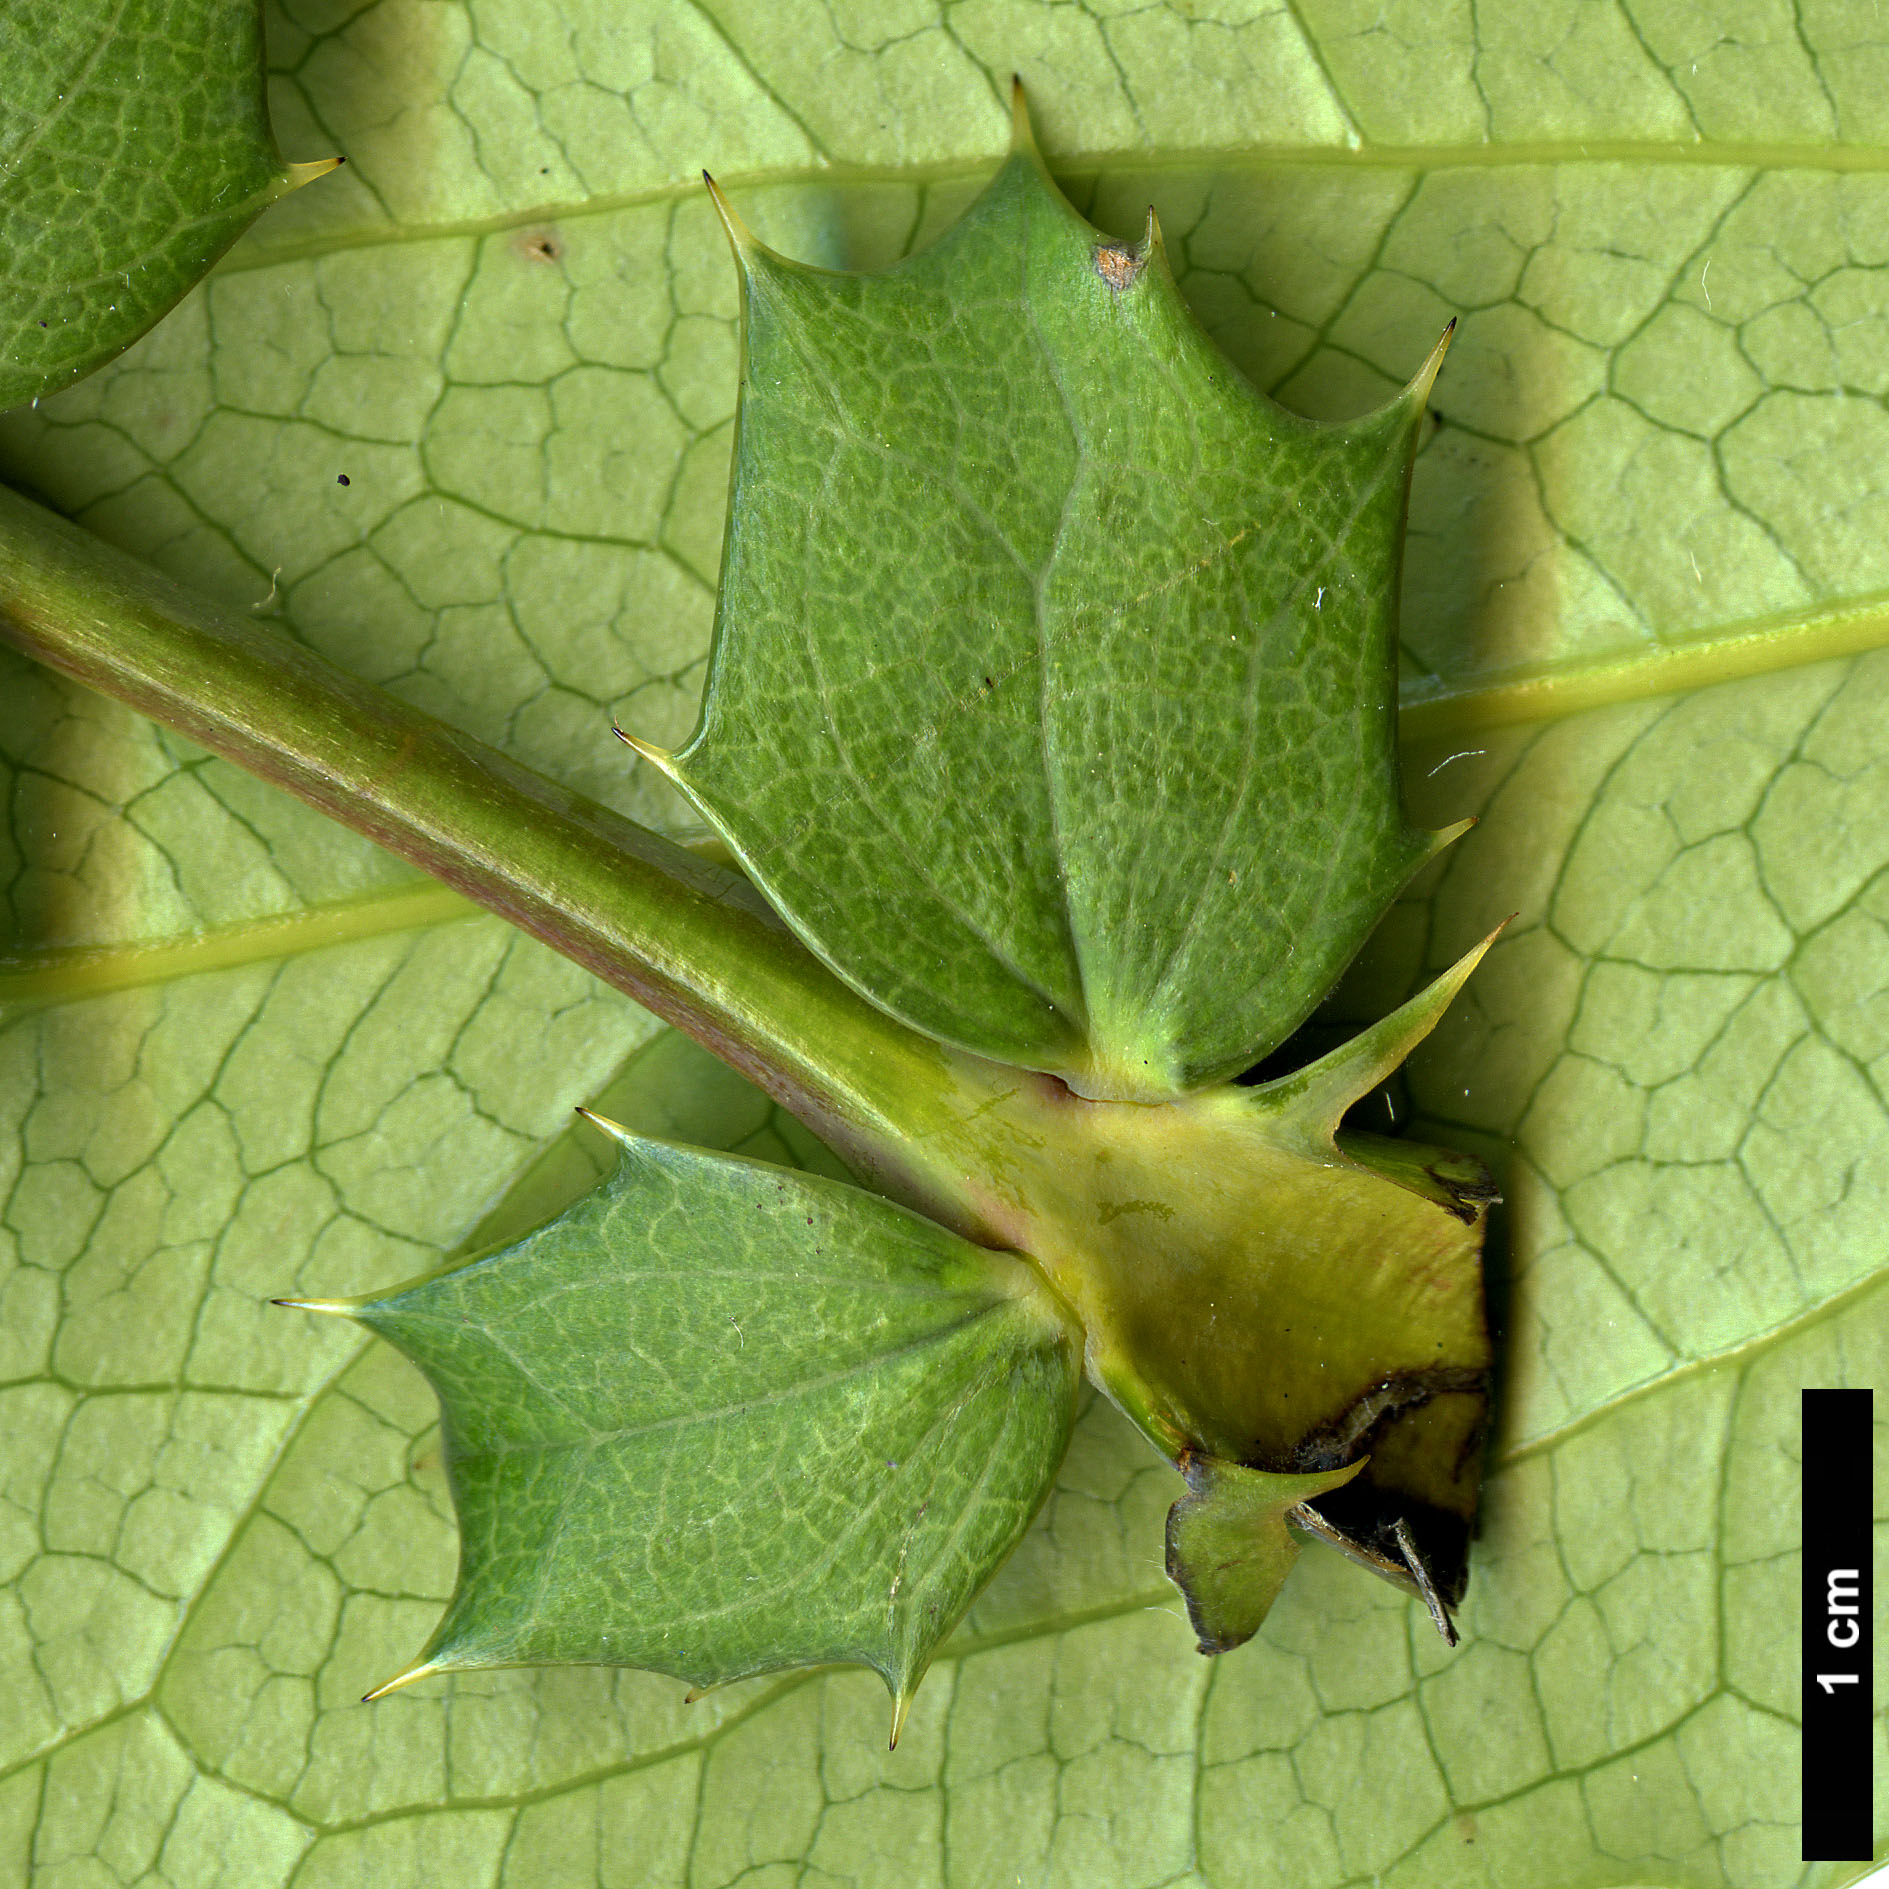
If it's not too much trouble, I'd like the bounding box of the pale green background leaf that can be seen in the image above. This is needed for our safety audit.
[1,5,1884,1885]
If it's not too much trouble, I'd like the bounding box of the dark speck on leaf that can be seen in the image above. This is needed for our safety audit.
[336,474,350,486]
[518,230,564,263]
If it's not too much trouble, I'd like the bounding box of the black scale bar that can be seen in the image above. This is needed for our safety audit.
[1803,1388,1875,1863]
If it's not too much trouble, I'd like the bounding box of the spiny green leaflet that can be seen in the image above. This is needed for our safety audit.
[292,1120,1078,1744]
[637,94,1460,1103]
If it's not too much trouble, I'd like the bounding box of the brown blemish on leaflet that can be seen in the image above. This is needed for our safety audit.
[1093,242,1144,291]
[515,229,564,264]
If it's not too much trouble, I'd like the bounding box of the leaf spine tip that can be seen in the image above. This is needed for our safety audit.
[574,1105,638,1148]
[1251,926,1502,1136]
[612,723,682,780]
[1405,319,1456,413]
[1424,814,1475,862]
[270,1297,357,1317]
[700,172,753,256]
[1427,918,1507,1000]
[888,1688,912,1750]
[361,1660,439,1702]
[281,156,344,196]
[1008,74,1038,154]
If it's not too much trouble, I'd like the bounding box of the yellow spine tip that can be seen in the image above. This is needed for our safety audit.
[1407,318,1456,410]
[574,1105,636,1147]
[1436,915,1507,987]
[888,1690,912,1751]
[270,1298,357,1317]
[1427,917,1509,1007]
[683,1686,708,1705]
[612,724,681,780]
[1425,814,1475,859]
[1009,74,1038,153]
[282,156,345,195]
[701,173,753,255]
[1141,206,1163,259]
[362,1661,439,1703]
[1457,928,1497,981]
